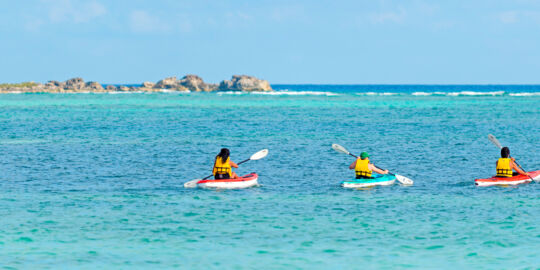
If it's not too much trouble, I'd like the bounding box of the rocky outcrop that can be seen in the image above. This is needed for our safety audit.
[142,81,155,88]
[45,80,65,89]
[0,74,273,93]
[86,82,104,91]
[181,75,218,91]
[155,77,178,89]
[178,75,212,92]
[65,78,85,90]
[218,75,272,92]
[152,75,217,91]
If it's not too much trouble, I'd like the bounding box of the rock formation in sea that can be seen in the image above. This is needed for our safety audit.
[0,75,272,93]
[218,75,272,92]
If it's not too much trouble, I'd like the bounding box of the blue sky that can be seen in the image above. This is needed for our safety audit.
[1,0,540,84]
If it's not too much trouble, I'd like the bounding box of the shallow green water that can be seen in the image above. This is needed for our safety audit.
[0,91,539,269]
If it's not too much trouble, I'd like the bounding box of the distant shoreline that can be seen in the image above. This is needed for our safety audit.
[1,84,539,97]
[0,75,273,93]
[2,81,540,96]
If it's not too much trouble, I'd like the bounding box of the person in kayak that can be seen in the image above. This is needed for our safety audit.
[349,152,389,179]
[496,147,528,177]
[213,148,239,179]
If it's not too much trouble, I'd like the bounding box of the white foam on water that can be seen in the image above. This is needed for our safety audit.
[445,91,505,96]
[107,91,138,94]
[217,91,246,95]
[412,92,432,96]
[509,92,540,96]
[357,92,398,96]
[161,89,190,93]
[218,90,340,96]
[251,91,340,96]
[2,91,23,94]
[412,91,506,96]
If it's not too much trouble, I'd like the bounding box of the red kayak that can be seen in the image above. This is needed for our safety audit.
[475,170,540,187]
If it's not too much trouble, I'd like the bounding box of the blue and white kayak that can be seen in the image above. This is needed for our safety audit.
[341,174,396,188]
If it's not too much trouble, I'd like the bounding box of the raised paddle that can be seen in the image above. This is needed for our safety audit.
[487,134,534,181]
[332,144,414,185]
[184,149,269,188]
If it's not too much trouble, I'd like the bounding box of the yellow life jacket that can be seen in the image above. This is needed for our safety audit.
[355,158,372,178]
[496,158,513,177]
[213,156,231,176]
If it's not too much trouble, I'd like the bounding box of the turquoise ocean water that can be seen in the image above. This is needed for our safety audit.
[0,85,539,269]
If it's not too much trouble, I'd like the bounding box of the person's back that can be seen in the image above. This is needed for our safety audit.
[213,155,232,179]
[349,152,388,179]
[213,148,239,179]
[496,146,527,177]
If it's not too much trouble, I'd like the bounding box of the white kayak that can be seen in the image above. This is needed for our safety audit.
[191,173,259,189]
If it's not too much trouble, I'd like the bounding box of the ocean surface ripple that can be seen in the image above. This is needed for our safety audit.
[0,86,539,269]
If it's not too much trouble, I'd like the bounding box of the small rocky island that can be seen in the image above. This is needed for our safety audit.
[0,75,272,93]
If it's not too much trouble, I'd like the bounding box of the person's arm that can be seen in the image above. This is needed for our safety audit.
[510,158,527,175]
[230,160,239,168]
[349,159,357,170]
[369,163,389,174]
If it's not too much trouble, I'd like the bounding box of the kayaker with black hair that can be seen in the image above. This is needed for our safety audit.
[349,152,388,179]
[496,147,528,177]
[213,148,239,179]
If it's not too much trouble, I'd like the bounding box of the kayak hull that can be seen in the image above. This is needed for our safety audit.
[196,173,259,189]
[474,170,540,187]
[341,174,396,188]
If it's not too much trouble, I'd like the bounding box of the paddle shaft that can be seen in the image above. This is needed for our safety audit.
[237,158,250,166]
[508,155,533,180]
[508,155,526,173]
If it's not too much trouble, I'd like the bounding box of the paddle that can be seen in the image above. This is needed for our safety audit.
[332,144,414,185]
[184,149,269,188]
[487,134,534,181]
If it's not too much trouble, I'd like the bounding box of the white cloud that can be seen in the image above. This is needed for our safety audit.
[354,2,452,28]
[222,11,254,28]
[271,5,305,23]
[496,10,540,25]
[128,10,194,34]
[431,20,456,31]
[367,8,407,24]
[42,0,106,23]
[129,10,170,33]
[25,19,45,31]
[499,11,518,24]
[177,18,192,33]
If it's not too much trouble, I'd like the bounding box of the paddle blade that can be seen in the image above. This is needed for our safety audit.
[184,179,200,188]
[250,149,269,161]
[395,174,414,186]
[332,144,350,155]
[488,134,503,149]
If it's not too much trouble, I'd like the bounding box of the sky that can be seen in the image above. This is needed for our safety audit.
[1,0,540,84]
